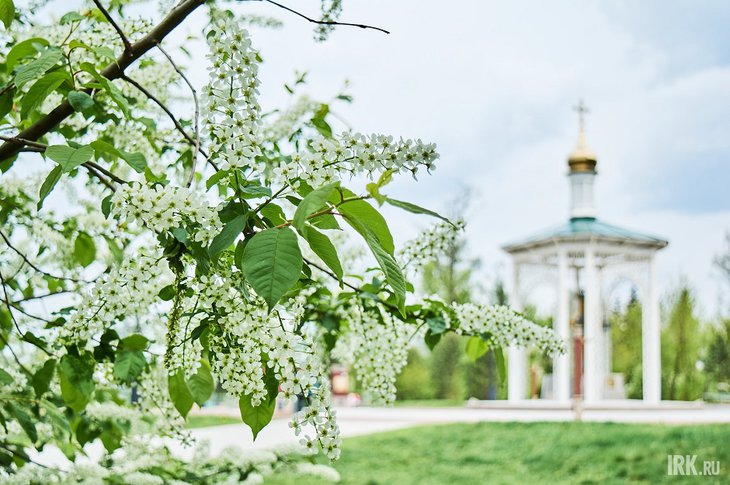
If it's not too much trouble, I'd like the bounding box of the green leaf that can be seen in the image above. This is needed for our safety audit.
[59,11,84,25]
[426,317,447,335]
[90,140,146,173]
[465,336,490,362]
[310,213,341,230]
[0,86,14,120]
[40,399,71,437]
[21,71,69,118]
[362,229,406,314]
[113,349,146,383]
[293,182,337,232]
[14,47,63,88]
[46,144,93,172]
[6,37,49,72]
[238,393,275,441]
[104,235,123,263]
[158,284,176,301]
[385,197,452,225]
[209,214,246,260]
[0,368,12,385]
[495,347,506,382]
[121,334,149,350]
[301,226,343,281]
[68,90,94,111]
[100,421,124,453]
[59,353,95,412]
[120,150,146,173]
[79,62,129,117]
[242,227,302,310]
[37,165,63,210]
[263,369,279,405]
[168,370,194,419]
[7,402,36,443]
[424,330,442,350]
[32,359,56,397]
[73,232,96,267]
[188,359,214,406]
[334,189,394,255]
[311,103,333,138]
[259,203,287,225]
[366,182,386,205]
[0,0,14,29]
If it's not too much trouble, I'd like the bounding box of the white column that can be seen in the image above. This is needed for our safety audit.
[642,255,661,403]
[508,261,527,401]
[583,246,601,402]
[554,248,571,402]
[596,265,605,397]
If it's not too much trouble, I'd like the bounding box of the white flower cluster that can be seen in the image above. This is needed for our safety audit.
[137,367,191,443]
[0,366,27,394]
[265,94,319,140]
[452,304,566,355]
[58,255,167,346]
[202,20,262,171]
[181,268,342,460]
[111,182,222,245]
[333,303,410,405]
[400,219,465,270]
[272,132,439,187]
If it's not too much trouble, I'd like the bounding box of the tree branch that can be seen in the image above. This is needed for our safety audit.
[0,0,207,162]
[120,74,217,171]
[0,135,125,188]
[155,42,201,186]
[92,0,133,53]
[259,0,390,35]
[0,228,89,283]
[82,162,116,191]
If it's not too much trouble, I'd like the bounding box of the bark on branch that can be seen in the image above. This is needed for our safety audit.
[0,0,206,162]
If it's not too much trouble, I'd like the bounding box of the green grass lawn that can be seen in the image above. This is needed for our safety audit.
[266,422,730,484]
[392,399,465,408]
[185,415,240,429]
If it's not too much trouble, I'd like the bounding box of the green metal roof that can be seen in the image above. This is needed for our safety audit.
[503,217,668,253]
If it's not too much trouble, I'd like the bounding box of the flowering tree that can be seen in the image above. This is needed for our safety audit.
[0,0,565,481]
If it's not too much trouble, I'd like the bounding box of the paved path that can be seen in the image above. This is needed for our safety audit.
[176,403,730,458]
[33,404,730,466]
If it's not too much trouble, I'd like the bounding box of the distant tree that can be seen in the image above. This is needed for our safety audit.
[610,290,644,399]
[662,286,704,400]
[420,194,482,400]
[705,319,730,389]
[396,348,434,400]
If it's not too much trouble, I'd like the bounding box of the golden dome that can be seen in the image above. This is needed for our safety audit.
[568,130,597,173]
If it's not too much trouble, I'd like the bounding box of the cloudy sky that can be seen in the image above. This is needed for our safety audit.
[45,0,730,314]
[194,0,729,315]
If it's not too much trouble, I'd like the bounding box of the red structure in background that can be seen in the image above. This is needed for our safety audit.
[572,291,585,398]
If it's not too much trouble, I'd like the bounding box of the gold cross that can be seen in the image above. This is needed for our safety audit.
[573,99,590,134]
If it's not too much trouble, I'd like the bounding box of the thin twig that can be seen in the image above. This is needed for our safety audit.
[259,0,390,35]
[0,135,45,150]
[0,333,32,375]
[0,0,207,162]
[156,42,201,185]
[12,290,73,303]
[254,185,289,214]
[0,229,88,283]
[92,0,133,53]
[0,135,124,188]
[0,271,36,354]
[121,74,217,171]
[85,160,126,184]
[83,163,116,191]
